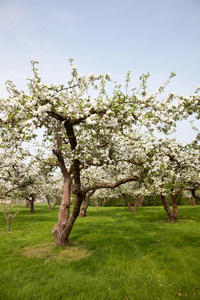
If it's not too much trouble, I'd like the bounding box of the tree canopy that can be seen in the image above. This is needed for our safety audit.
[0,60,199,244]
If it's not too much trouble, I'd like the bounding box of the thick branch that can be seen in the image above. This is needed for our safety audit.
[48,107,108,127]
[64,120,77,150]
[52,127,69,178]
[83,175,139,193]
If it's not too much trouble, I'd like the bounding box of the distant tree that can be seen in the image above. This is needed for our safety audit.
[0,200,20,232]
[146,139,200,222]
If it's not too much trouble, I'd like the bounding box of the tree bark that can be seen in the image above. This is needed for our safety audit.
[25,194,36,214]
[191,197,197,206]
[30,200,34,214]
[171,194,179,222]
[138,195,144,207]
[52,121,84,246]
[52,199,58,210]
[53,155,83,246]
[160,195,177,222]
[46,196,53,210]
[52,125,73,246]
[79,190,96,217]
[58,178,71,221]
[79,198,89,217]
[52,176,72,245]
[52,193,84,246]
[121,192,135,212]
[134,196,138,211]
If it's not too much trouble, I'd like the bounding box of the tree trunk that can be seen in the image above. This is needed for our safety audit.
[160,195,177,222]
[134,197,138,212]
[138,195,144,207]
[25,200,29,208]
[47,196,53,210]
[79,190,96,217]
[171,194,178,222]
[26,194,36,214]
[30,200,34,214]
[47,196,58,210]
[79,199,89,217]
[101,198,108,207]
[52,143,82,245]
[52,122,84,246]
[191,189,199,204]
[52,199,57,210]
[52,193,84,246]
[121,193,135,212]
[52,177,72,246]
[30,193,36,214]
[191,197,197,206]
[7,221,11,232]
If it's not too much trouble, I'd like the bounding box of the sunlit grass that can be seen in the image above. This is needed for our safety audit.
[0,204,200,299]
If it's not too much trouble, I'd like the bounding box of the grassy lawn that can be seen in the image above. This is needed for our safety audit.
[0,204,200,300]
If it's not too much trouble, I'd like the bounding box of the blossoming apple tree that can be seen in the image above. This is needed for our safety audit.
[144,138,200,222]
[81,133,200,222]
[0,147,34,229]
[79,133,154,214]
[1,60,199,245]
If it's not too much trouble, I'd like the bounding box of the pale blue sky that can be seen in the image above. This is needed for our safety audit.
[0,0,199,143]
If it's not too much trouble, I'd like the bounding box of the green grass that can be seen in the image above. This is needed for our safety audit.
[0,204,200,300]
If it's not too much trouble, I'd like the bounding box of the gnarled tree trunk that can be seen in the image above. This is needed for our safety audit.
[52,191,84,246]
[160,195,178,223]
[52,125,75,246]
[52,123,84,246]
[160,193,179,222]
[52,175,72,246]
